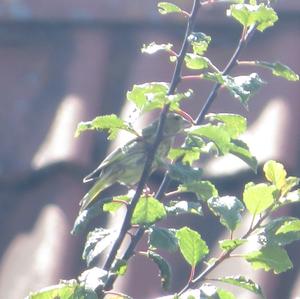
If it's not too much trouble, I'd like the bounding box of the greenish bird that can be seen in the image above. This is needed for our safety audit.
[79,113,191,212]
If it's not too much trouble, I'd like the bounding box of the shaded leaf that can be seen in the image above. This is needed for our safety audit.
[83,228,118,266]
[245,245,292,274]
[208,196,244,231]
[132,196,166,225]
[168,163,203,184]
[243,183,276,215]
[148,227,178,252]
[147,251,172,291]
[176,227,208,267]
[178,180,218,201]
[219,276,264,298]
[166,200,203,216]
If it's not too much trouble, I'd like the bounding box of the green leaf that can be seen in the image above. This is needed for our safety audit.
[79,267,108,291]
[168,146,201,165]
[256,61,299,81]
[112,259,128,276]
[103,194,131,213]
[158,2,182,15]
[166,200,203,216]
[243,183,276,215]
[178,180,218,201]
[75,114,136,140]
[184,54,212,70]
[188,32,211,55]
[229,139,258,172]
[127,82,191,112]
[176,227,209,267]
[142,42,173,54]
[182,284,236,299]
[26,281,97,299]
[132,196,167,225]
[206,113,247,138]
[219,276,264,298]
[168,163,203,184]
[188,124,232,155]
[276,219,300,234]
[258,216,300,247]
[127,82,169,112]
[228,4,278,32]
[263,160,287,190]
[219,239,247,251]
[278,189,300,207]
[83,228,118,266]
[245,245,292,274]
[208,196,244,231]
[71,199,110,235]
[148,227,178,252]
[147,251,172,291]
[281,177,300,196]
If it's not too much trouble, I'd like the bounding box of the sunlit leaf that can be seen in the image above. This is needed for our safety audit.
[188,32,211,55]
[142,42,173,54]
[166,200,203,216]
[176,227,209,266]
[219,239,247,251]
[184,54,212,70]
[79,267,109,291]
[263,160,287,190]
[245,245,292,274]
[158,2,182,15]
[243,183,276,215]
[132,196,166,225]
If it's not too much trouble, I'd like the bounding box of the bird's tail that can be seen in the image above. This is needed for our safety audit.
[79,179,107,212]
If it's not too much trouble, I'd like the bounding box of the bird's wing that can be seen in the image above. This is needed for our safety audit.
[83,138,138,182]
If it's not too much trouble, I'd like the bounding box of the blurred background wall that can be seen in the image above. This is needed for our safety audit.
[0,1,299,298]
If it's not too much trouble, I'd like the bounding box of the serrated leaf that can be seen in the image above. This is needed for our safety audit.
[229,139,258,172]
[132,196,166,225]
[219,239,247,251]
[228,4,278,32]
[188,32,211,55]
[79,267,109,291]
[257,216,300,247]
[127,82,191,112]
[158,2,182,15]
[188,124,232,155]
[178,181,218,201]
[263,160,287,190]
[148,227,178,252]
[208,196,244,231]
[168,163,203,184]
[147,251,172,291]
[245,245,292,274]
[276,219,300,235]
[184,54,212,70]
[103,194,131,213]
[256,61,299,81]
[243,183,276,215]
[206,113,247,138]
[219,276,264,298]
[83,228,118,266]
[75,114,136,140]
[166,200,203,216]
[176,227,209,267]
[168,146,201,165]
[26,281,97,299]
[142,42,173,54]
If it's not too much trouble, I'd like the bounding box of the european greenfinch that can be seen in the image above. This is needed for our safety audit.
[79,113,191,211]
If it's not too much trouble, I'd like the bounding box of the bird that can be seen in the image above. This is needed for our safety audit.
[79,112,191,212]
